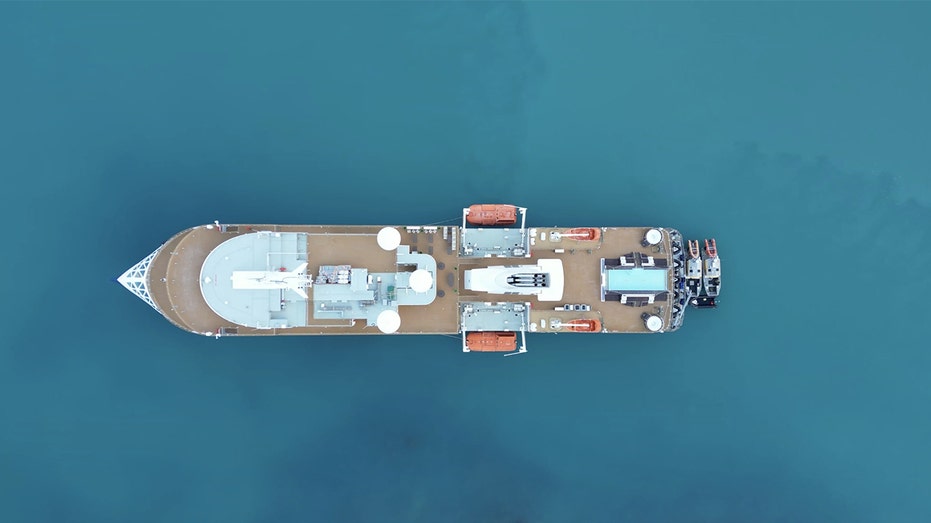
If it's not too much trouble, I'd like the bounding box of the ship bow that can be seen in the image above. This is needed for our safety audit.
[117,248,161,312]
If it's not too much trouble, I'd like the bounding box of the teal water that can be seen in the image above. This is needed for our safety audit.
[2,2,930,522]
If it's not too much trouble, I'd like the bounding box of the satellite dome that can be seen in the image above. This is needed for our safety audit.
[376,309,401,333]
[409,269,433,293]
[376,227,401,251]
[645,229,662,246]
[645,315,663,332]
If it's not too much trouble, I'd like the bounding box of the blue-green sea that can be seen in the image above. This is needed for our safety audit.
[2,2,930,522]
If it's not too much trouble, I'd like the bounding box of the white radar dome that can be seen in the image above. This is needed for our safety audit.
[645,229,663,246]
[376,309,401,334]
[377,227,401,251]
[645,315,663,332]
[409,269,433,293]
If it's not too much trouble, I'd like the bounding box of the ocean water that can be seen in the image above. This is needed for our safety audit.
[1,2,929,522]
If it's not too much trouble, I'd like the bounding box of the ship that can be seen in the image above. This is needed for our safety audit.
[117,205,721,354]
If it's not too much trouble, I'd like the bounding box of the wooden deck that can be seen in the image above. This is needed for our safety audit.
[148,224,675,337]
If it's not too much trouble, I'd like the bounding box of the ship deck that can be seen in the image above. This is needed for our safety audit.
[148,224,674,337]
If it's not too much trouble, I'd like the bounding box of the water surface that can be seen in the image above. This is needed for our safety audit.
[1,2,929,522]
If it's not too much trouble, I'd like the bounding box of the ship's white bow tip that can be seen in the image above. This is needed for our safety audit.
[118,248,161,312]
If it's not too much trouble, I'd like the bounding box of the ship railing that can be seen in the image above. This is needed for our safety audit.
[504,330,529,357]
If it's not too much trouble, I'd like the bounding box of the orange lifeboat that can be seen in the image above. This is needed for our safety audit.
[564,319,602,332]
[466,331,517,352]
[564,228,601,241]
[466,204,518,226]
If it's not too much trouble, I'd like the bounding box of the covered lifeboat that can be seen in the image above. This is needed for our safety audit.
[564,319,602,332]
[564,227,601,241]
[465,332,517,352]
[466,204,518,226]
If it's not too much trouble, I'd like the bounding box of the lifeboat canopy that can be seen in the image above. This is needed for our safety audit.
[565,318,602,332]
[465,204,518,226]
[465,331,517,352]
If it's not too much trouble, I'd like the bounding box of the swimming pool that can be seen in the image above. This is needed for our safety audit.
[606,268,668,292]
